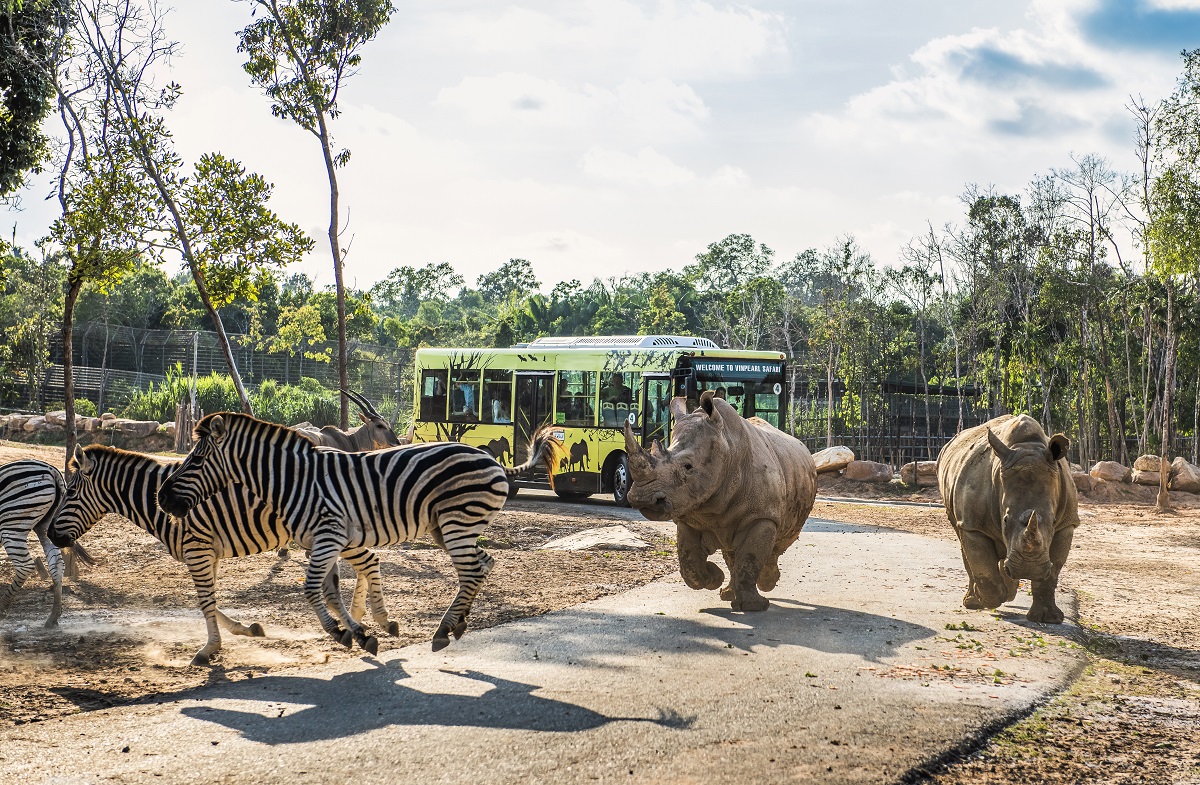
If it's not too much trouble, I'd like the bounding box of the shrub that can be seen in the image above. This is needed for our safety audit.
[74,398,98,418]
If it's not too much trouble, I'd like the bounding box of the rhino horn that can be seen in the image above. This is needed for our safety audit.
[624,422,654,473]
[1022,511,1043,553]
[649,438,667,460]
[986,428,1014,464]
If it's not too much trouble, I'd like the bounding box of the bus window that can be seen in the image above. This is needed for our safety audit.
[449,369,481,421]
[420,369,448,421]
[643,377,672,445]
[599,372,635,427]
[692,359,784,427]
[482,369,513,424]
[556,370,596,426]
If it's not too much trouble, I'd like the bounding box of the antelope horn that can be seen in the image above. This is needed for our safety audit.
[341,389,381,419]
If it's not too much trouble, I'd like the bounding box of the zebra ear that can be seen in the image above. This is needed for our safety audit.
[73,444,91,474]
[208,415,227,441]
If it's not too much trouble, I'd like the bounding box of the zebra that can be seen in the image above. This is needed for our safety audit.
[157,412,555,653]
[48,444,399,665]
[0,460,75,627]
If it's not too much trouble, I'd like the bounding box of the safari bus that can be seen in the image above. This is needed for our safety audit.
[410,335,788,504]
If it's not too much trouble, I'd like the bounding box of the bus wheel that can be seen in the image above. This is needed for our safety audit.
[612,455,631,507]
[554,489,592,501]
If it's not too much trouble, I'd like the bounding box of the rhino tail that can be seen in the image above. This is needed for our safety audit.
[505,427,562,481]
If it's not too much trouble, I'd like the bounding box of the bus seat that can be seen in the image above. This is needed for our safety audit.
[616,403,629,423]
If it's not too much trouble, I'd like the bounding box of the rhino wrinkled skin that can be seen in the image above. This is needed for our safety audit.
[624,391,817,611]
[937,414,1080,624]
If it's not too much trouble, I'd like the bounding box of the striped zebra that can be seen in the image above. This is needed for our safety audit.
[48,444,398,665]
[0,460,72,627]
[158,412,555,653]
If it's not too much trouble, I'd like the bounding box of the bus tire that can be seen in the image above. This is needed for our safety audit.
[612,455,632,507]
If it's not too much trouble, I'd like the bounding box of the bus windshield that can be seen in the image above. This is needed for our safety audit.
[691,359,785,427]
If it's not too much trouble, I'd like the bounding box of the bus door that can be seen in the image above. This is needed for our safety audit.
[514,372,555,466]
[641,375,673,447]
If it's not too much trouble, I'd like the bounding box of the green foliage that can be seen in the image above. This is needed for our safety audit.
[120,365,338,425]
[478,259,539,305]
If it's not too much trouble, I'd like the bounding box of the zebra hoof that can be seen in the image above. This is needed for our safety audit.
[386,621,400,637]
[249,623,266,637]
[43,618,59,629]
[336,628,353,648]
[452,620,467,640]
[431,635,450,652]
[362,636,379,656]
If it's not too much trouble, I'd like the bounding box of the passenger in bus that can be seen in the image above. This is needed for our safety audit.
[601,373,632,405]
[451,381,476,415]
[490,398,511,424]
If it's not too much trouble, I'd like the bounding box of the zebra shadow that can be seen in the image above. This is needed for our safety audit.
[179,658,692,744]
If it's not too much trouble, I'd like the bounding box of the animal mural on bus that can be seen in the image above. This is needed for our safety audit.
[623,390,818,611]
[485,437,511,465]
[48,444,399,665]
[567,439,590,471]
[157,413,558,653]
[293,389,409,451]
[0,460,94,628]
[937,414,1079,624]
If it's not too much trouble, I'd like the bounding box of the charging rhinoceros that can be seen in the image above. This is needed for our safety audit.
[937,413,1080,623]
[623,390,817,611]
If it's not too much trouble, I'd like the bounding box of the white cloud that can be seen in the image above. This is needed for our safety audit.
[579,147,697,187]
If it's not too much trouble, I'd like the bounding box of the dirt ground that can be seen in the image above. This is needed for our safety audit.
[4,442,1200,784]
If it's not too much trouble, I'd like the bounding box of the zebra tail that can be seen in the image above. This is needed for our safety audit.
[505,427,561,479]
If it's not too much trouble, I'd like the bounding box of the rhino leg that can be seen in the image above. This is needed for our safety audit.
[958,529,1011,610]
[757,553,782,593]
[676,523,723,591]
[1028,525,1074,624]
[728,519,777,612]
[719,551,736,601]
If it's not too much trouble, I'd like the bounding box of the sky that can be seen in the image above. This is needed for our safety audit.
[6,0,1200,293]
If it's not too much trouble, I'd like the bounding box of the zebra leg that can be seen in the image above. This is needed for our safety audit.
[432,524,496,652]
[303,529,374,653]
[342,547,397,636]
[34,521,65,628]
[183,548,224,666]
[215,610,266,638]
[0,530,36,619]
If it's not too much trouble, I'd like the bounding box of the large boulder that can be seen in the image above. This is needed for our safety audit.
[843,460,893,483]
[1133,454,1163,472]
[22,415,46,433]
[540,525,649,551]
[1090,461,1131,484]
[812,445,854,474]
[1071,471,1094,494]
[900,460,938,486]
[1170,457,1200,493]
[111,419,161,439]
[1132,469,1161,486]
[45,410,67,426]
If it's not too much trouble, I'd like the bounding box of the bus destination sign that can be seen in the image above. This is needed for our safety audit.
[692,360,780,375]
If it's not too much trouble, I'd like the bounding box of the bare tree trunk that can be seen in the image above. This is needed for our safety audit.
[316,116,350,430]
[1158,281,1177,513]
[61,277,82,474]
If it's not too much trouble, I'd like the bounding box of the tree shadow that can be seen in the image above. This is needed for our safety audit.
[178,658,693,744]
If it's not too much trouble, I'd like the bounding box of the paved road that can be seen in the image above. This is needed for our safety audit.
[1,515,1085,785]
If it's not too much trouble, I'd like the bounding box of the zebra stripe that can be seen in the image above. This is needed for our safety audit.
[0,460,67,627]
[158,412,553,652]
[49,444,398,666]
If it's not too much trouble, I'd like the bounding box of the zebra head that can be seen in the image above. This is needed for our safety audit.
[48,445,106,547]
[158,414,236,518]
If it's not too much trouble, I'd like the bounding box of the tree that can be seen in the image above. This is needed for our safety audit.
[477,258,539,305]
[237,0,395,428]
[370,261,463,319]
[0,0,70,200]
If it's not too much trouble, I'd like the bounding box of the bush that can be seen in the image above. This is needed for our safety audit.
[121,367,341,425]
[74,398,97,418]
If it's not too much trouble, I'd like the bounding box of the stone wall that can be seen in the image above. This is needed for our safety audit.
[0,411,176,453]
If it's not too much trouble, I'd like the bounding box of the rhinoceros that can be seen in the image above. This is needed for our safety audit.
[623,390,817,611]
[937,413,1080,624]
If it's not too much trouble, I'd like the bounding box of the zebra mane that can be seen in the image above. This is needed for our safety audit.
[199,411,318,452]
[72,443,179,471]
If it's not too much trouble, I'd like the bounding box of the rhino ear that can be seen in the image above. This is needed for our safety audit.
[1047,433,1069,463]
[668,396,689,422]
[698,390,721,423]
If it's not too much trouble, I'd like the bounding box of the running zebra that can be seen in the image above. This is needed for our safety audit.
[158,412,555,653]
[48,444,398,665]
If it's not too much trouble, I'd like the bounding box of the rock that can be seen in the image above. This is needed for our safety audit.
[162,422,177,438]
[45,410,67,426]
[22,416,45,433]
[1132,469,1161,486]
[1090,461,1131,483]
[100,412,117,421]
[812,446,855,474]
[900,460,938,486]
[540,525,650,551]
[82,417,102,433]
[1170,457,1200,493]
[1133,454,1163,472]
[112,419,161,439]
[843,460,893,483]
[1071,471,1094,494]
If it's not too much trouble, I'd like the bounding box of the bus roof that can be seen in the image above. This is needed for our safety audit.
[414,339,785,373]
[519,335,719,350]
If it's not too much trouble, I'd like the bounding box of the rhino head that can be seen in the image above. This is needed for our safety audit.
[987,427,1070,582]
[624,390,727,521]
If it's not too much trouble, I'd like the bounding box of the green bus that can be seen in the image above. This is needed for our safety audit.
[410,335,787,503]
